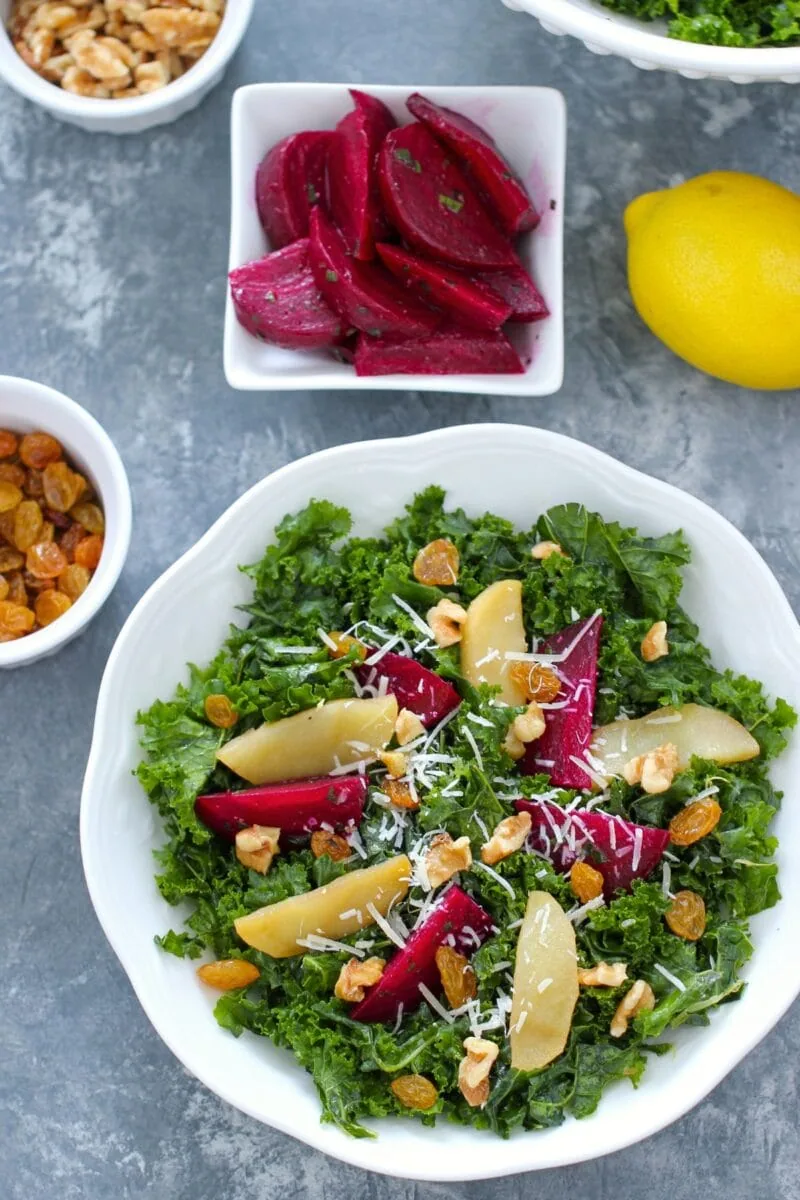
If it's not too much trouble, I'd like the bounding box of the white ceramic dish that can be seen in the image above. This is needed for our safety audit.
[81,424,800,1180]
[0,376,132,669]
[0,0,253,133]
[224,83,565,395]
[502,0,800,83]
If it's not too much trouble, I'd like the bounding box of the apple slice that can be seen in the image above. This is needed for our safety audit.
[509,891,579,1071]
[591,703,759,776]
[217,695,398,785]
[234,854,411,957]
[460,579,527,704]
[515,800,670,896]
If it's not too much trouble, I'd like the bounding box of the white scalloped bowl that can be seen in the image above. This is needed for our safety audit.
[81,425,800,1181]
[502,0,800,83]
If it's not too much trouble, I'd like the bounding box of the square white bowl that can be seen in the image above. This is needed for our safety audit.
[224,83,566,394]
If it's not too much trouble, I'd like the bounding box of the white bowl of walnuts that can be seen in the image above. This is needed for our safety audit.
[0,0,253,132]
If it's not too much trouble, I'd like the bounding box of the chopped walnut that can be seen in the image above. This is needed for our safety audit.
[622,742,679,795]
[334,955,385,1002]
[531,540,565,560]
[610,979,655,1037]
[426,598,467,648]
[578,961,628,988]
[458,1036,499,1108]
[380,749,407,778]
[425,833,472,889]
[502,728,526,760]
[395,707,425,746]
[511,700,546,744]
[641,620,669,663]
[7,0,225,98]
[235,824,280,875]
[481,811,531,866]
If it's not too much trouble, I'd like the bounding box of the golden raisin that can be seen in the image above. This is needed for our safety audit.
[35,589,72,626]
[0,576,7,602]
[0,463,26,488]
[0,600,35,637]
[310,830,351,861]
[24,470,44,500]
[665,890,706,941]
[74,534,103,569]
[384,777,419,811]
[70,501,104,535]
[59,522,86,562]
[390,1074,439,1111]
[508,661,562,703]
[570,861,604,903]
[58,564,91,601]
[435,944,478,1008]
[39,522,55,544]
[42,461,83,512]
[0,481,22,513]
[13,500,43,552]
[412,538,460,586]
[196,959,260,991]
[23,570,55,594]
[327,631,368,660]
[669,798,722,847]
[204,693,238,728]
[5,572,27,606]
[0,430,18,458]
[0,547,24,573]
[26,541,68,580]
[19,432,62,470]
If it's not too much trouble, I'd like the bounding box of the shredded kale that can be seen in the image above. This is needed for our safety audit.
[596,0,800,46]
[136,487,795,1138]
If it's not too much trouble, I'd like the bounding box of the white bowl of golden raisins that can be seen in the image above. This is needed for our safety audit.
[0,376,132,667]
[0,0,253,133]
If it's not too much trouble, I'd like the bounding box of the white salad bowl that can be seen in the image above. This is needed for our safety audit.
[81,424,800,1181]
[502,0,800,83]
[0,375,132,669]
[224,83,565,395]
[0,0,254,133]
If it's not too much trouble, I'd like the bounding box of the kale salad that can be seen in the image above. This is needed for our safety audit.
[137,488,795,1138]
[596,0,800,48]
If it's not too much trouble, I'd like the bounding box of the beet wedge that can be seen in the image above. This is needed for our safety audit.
[378,123,518,270]
[356,650,461,727]
[351,885,494,1023]
[521,614,604,789]
[309,207,438,338]
[354,326,524,376]
[377,244,512,330]
[477,264,549,323]
[195,775,368,840]
[516,800,670,898]
[327,89,396,260]
[255,131,332,250]
[229,240,344,350]
[406,93,539,237]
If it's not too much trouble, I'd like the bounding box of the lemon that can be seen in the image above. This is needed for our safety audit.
[624,171,800,390]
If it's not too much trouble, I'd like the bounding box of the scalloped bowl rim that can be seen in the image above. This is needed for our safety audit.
[81,424,800,1180]
[506,0,800,79]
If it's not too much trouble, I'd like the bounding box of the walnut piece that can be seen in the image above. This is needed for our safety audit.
[139,5,220,49]
[379,749,407,778]
[511,700,546,744]
[425,833,472,889]
[426,598,467,648]
[481,811,531,866]
[622,742,679,795]
[395,707,425,746]
[334,955,385,1002]
[610,979,655,1037]
[578,961,628,988]
[235,824,280,875]
[458,1036,499,1108]
[641,620,669,663]
[531,540,565,560]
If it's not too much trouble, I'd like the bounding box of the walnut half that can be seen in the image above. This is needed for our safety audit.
[458,1036,499,1107]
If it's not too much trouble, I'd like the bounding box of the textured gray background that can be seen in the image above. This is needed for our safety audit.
[1,1,799,1196]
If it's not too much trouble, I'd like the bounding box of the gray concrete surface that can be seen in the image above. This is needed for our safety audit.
[1,1,799,1196]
